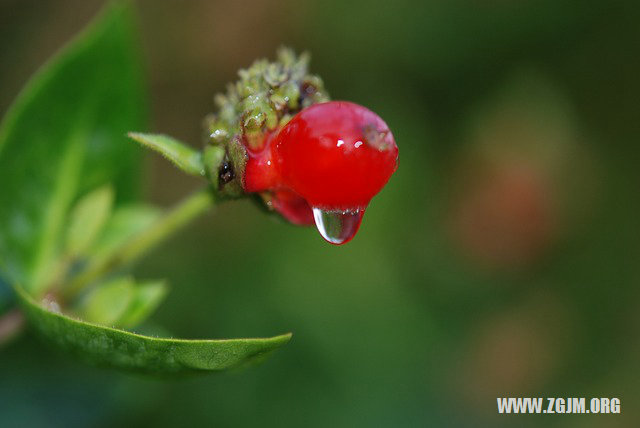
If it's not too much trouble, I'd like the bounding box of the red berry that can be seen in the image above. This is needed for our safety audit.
[243,101,398,244]
[271,189,315,226]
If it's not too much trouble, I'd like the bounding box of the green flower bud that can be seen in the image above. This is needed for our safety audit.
[203,48,330,197]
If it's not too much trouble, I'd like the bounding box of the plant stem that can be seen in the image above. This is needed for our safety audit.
[62,187,215,300]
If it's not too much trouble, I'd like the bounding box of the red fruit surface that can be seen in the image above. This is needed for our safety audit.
[275,101,398,210]
[271,189,315,225]
[244,101,398,222]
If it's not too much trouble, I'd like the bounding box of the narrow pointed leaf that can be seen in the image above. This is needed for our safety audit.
[118,280,168,328]
[90,204,161,259]
[74,276,135,326]
[65,185,114,258]
[14,285,292,374]
[128,133,205,177]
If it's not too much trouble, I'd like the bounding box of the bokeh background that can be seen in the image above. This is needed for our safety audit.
[1,0,639,426]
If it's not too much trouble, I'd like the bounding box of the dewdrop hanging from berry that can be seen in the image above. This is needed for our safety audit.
[203,49,398,244]
[244,101,398,244]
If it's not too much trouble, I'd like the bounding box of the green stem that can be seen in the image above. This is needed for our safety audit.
[62,187,215,300]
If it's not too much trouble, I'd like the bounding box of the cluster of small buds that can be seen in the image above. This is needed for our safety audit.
[202,48,329,197]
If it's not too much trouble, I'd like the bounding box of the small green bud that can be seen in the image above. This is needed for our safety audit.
[243,109,266,131]
[202,47,330,198]
[263,63,287,87]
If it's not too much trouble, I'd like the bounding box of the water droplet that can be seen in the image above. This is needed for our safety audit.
[312,207,365,245]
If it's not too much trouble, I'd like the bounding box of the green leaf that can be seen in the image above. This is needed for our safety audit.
[117,280,168,328]
[128,133,205,177]
[0,2,146,294]
[74,276,135,327]
[90,203,161,260]
[74,276,167,329]
[14,285,291,374]
[65,185,114,259]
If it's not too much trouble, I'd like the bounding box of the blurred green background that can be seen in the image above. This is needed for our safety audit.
[1,0,639,426]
